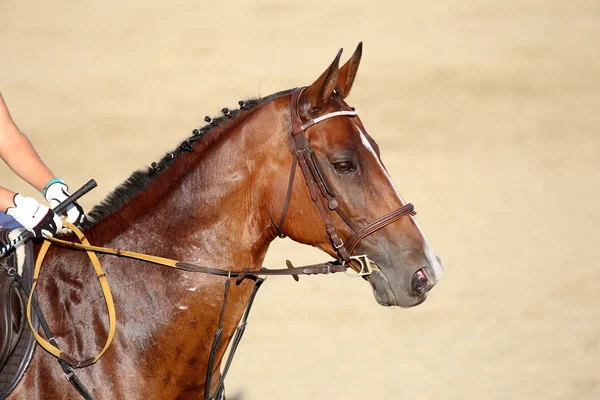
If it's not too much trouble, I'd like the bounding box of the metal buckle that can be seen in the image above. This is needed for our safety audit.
[65,370,75,382]
[344,255,380,277]
[3,265,16,276]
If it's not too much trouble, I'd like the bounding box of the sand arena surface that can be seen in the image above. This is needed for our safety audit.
[1,1,599,399]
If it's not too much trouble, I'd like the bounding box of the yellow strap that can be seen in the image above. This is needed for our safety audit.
[45,236,179,268]
[27,221,117,368]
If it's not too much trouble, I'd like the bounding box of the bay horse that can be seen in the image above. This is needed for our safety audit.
[9,43,443,399]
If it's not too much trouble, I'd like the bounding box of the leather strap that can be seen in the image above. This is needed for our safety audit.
[289,87,352,263]
[43,235,347,281]
[27,221,116,368]
[276,151,297,238]
[345,203,415,254]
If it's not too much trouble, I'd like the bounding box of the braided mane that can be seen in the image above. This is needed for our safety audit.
[84,89,292,227]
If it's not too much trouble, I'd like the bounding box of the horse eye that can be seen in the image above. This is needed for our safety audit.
[333,161,355,173]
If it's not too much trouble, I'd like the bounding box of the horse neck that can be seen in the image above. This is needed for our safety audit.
[87,98,290,271]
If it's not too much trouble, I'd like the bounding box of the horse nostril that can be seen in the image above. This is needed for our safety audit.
[412,269,429,293]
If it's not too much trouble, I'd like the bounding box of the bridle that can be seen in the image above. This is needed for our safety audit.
[277,87,416,274]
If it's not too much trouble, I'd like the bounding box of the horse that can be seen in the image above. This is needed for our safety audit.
[8,43,443,399]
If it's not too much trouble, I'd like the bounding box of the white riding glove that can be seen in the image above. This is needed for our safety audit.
[5,194,63,237]
[43,179,87,227]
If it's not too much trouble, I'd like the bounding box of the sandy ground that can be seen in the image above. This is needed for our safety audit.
[1,1,599,399]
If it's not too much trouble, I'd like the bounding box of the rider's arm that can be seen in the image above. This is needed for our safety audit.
[0,93,86,235]
[0,93,54,212]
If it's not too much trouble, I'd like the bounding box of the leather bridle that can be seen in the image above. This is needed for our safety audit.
[277,87,416,270]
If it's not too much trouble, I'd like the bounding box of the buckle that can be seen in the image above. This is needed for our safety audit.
[333,239,345,250]
[344,255,380,277]
[3,265,16,276]
[65,370,75,382]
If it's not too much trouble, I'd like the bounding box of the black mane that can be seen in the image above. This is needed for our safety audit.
[83,89,293,227]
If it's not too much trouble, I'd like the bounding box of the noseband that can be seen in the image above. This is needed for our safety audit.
[277,87,416,269]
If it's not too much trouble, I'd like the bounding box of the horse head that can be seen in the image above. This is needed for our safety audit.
[274,44,444,307]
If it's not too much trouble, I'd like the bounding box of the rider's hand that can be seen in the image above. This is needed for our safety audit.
[5,194,62,237]
[43,179,87,227]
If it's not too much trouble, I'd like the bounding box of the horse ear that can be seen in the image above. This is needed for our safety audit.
[300,48,343,113]
[337,42,362,99]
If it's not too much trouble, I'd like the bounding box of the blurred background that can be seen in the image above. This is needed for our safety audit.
[1,1,598,399]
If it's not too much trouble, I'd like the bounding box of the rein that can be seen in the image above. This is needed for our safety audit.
[44,233,350,282]
[27,221,116,368]
[32,222,367,400]
[30,224,355,400]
